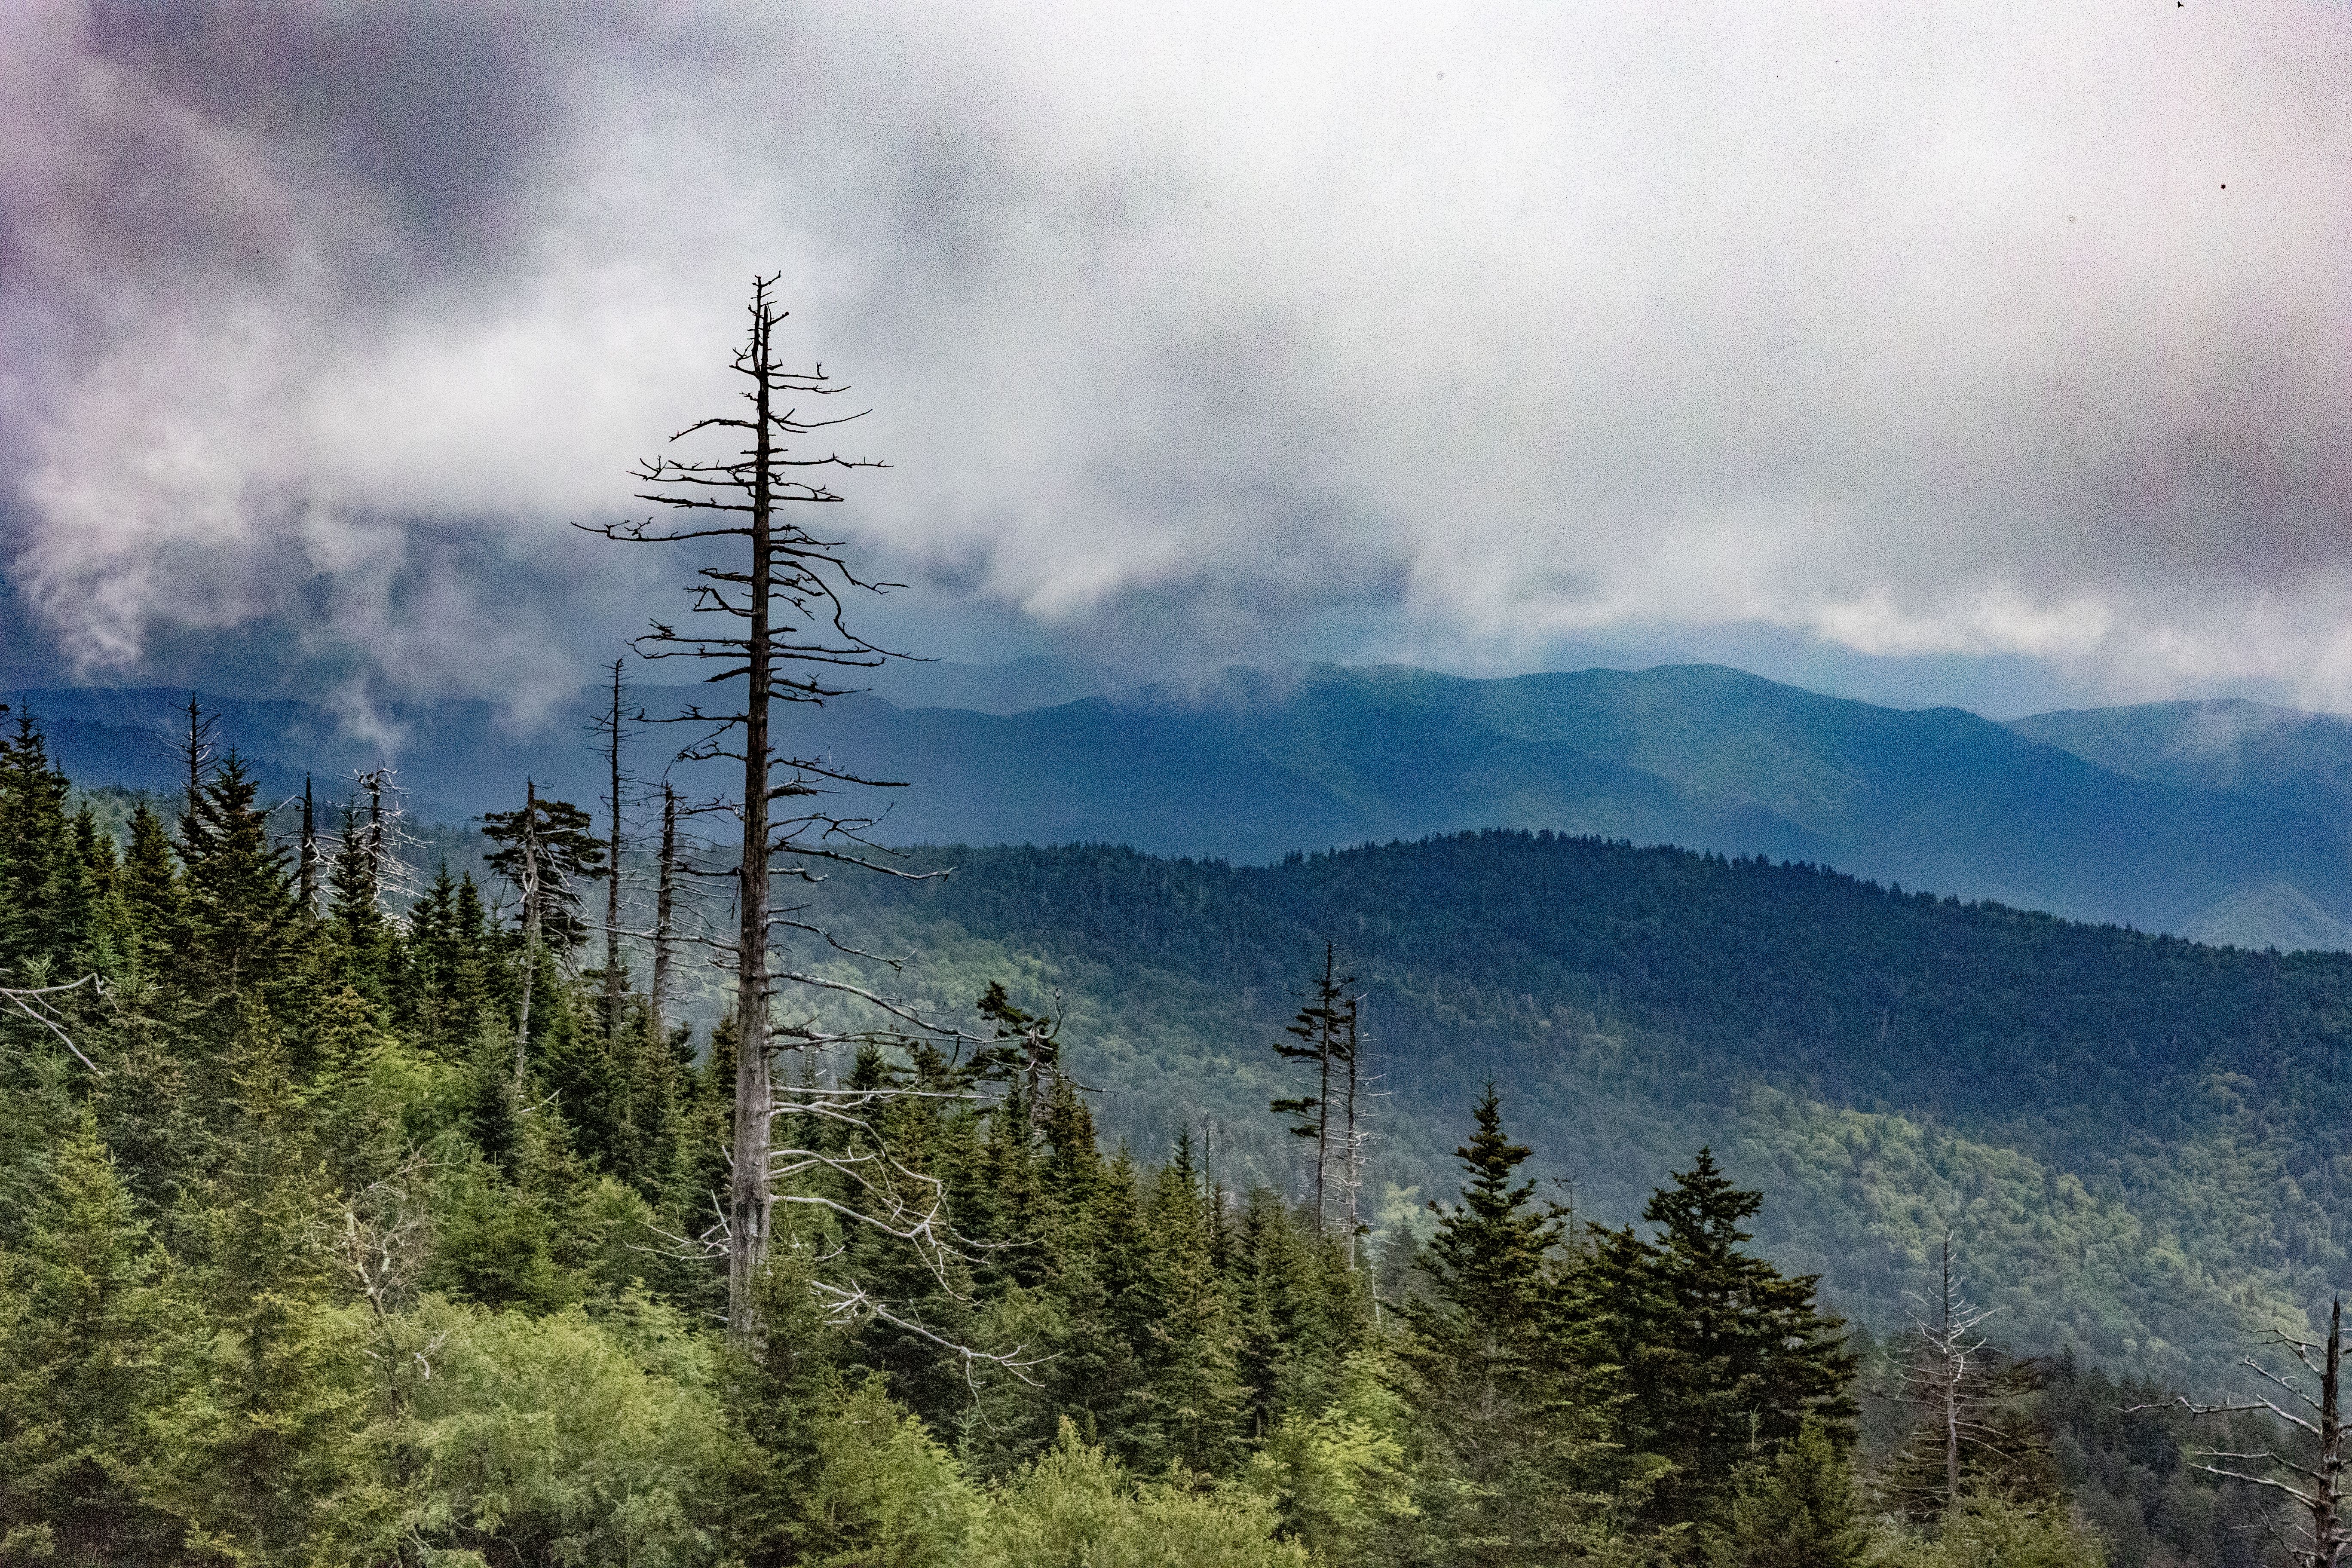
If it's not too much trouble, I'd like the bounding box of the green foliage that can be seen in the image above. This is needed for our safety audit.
[968,1421,1305,1568]
[480,791,605,952]
[1599,1148,1856,1532]
[794,1377,977,1568]
[1396,1087,1627,1564]
[176,753,297,1000]
[146,1020,394,1565]
[397,1295,723,1566]
[0,712,85,978]
[0,1112,178,1562]
[788,831,2352,1385]
[1248,1351,1419,1563]
[1872,1494,2109,1568]
[1704,1419,1867,1568]
[0,736,2293,1568]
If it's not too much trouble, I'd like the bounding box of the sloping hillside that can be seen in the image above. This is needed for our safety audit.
[807,833,2352,1385]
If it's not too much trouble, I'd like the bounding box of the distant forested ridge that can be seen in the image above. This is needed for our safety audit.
[19,661,2352,950]
[0,696,2280,1564]
[806,831,2352,1383]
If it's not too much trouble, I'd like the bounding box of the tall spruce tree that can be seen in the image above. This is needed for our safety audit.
[0,1112,179,1564]
[177,753,297,1005]
[1129,1134,1246,1475]
[1596,1148,1857,1535]
[1396,1087,1617,1565]
[0,712,80,979]
[150,1010,385,1562]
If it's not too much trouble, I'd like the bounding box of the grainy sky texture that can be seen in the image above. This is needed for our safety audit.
[0,0,2346,719]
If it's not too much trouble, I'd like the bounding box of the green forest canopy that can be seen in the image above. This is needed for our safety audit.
[0,710,2305,1566]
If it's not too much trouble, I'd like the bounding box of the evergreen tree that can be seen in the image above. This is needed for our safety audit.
[1703,1418,1867,1568]
[0,1112,180,1564]
[119,801,184,972]
[1231,1186,1365,1442]
[71,806,132,977]
[717,1244,851,1566]
[177,754,298,1004]
[0,711,80,977]
[1127,1135,1247,1474]
[92,983,202,1225]
[1060,1148,1155,1455]
[1597,1148,1857,1536]
[324,802,395,1001]
[481,790,606,954]
[1395,1087,1617,1565]
[149,1008,388,1562]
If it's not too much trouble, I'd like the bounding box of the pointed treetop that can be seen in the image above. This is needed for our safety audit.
[1643,1145,1763,1257]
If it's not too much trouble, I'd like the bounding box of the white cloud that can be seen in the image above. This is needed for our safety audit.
[1,0,2347,712]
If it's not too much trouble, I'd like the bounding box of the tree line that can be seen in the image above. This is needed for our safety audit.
[0,703,2156,1565]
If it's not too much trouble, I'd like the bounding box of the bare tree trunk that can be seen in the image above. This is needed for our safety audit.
[1341,994,1363,1262]
[649,783,677,1044]
[2322,1301,2343,1568]
[1313,946,1334,1236]
[366,769,386,894]
[2182,1296,2352,1568]
[1942,1235,1962,1510]
[298,775,317,915]
[514,779,542,1092]
[603,658,627,1045]
[728,299,779,1341]
[183,698,208,810]
[585,275,920,1349]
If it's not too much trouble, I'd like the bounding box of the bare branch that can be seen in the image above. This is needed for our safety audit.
[0,971,104,1072]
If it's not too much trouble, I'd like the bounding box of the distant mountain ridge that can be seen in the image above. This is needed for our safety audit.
[12,662,2351,950]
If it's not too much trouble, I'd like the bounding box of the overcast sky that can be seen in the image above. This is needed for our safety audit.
[1,0,2346,723]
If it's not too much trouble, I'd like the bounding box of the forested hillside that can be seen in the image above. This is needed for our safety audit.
[20,662,2352,950]
[0,701,2274,1566]
[803,833,2352,1386]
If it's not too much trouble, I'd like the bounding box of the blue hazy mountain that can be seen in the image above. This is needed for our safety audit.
[787,663,2352,943]
[13,661,2349,947]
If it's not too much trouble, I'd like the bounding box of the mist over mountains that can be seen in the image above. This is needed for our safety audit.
[11,660,2347,951]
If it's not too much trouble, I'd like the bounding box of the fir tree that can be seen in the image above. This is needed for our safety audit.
[1703,1418,1867,1568]
[177,753,298,1004]
[120,801,184,973]
[0,1112,180,1563]
[1129,1134,1246,1475]
[150,1008,388,1562]
[1396,1087,1617,1565]
[0,711,80,977]
[1598,1148,1857,1535]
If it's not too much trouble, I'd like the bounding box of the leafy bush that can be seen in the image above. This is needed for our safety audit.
[399,1295,723,1566]
[972,1421,1305,1568]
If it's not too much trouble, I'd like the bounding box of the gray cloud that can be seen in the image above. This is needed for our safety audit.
[1,0,2347,720]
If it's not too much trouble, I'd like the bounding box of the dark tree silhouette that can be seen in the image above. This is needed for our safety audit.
[580,275,951,1343]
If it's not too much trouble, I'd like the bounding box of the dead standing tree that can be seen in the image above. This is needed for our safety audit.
[2160,1298,2350,1568]
[1273,944,1364,1237]
[648,780,681,1044]
[1335,989,1377,1256]
[588,658,643,1047]
[1886,1232,2004,1515]
[582,276,945,1344]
